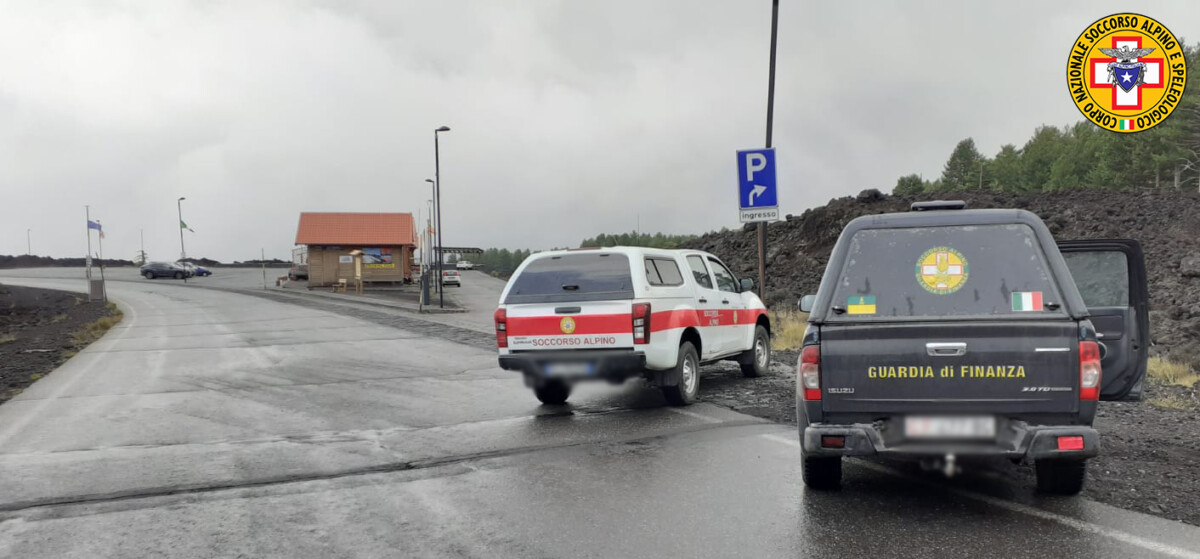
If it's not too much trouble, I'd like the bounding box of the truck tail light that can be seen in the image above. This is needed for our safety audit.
[1079,340,1101,400]
[800,344,821,400]
[632,303,651,344]
[494,308,508,348]
[1057,436,1085,451]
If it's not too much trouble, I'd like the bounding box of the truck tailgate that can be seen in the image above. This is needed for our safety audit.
[505,301,634,351]
[820,321,1078,414]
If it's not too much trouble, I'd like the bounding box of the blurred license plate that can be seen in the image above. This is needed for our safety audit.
[544,362,593,376]
[904,416,996,439]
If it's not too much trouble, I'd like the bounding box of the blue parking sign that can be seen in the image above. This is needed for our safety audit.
[737,148,779,222]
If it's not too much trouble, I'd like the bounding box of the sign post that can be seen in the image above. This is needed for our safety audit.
[742,0,780,301]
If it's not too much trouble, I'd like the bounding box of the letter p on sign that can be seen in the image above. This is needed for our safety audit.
[745,153,767,181]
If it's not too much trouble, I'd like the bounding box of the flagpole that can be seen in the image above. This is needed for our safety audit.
[85,206,93,280]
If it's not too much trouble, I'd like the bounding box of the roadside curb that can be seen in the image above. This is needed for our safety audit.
[267,286,469,315]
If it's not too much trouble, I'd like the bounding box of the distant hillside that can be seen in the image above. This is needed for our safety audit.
[0,255,135,269]
[579,232,699,249]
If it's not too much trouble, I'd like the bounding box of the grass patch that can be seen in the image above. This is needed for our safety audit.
[68,308,124,347]
[52,313,68,323]
[1147,357,1200,388]
[1149,394,1191,411]
[0,334,15,345]
[770,310,809,351]
[29,373,42,381]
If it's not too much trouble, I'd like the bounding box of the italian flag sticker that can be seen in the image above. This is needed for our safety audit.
[1012,291,1043,312]
[1119,119,1135,131]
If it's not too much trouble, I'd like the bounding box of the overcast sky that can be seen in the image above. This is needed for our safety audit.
[1,0,1197,262]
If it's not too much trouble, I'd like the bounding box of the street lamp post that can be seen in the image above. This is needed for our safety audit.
[26,228,31,255]
[177,197,187,260]
[434,126,450,309]
[425,178,437,295]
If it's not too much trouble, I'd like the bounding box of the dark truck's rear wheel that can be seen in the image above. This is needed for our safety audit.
[1035,458,1087,495]
[662,342,699,406]
[534,381,571,405]
[802,452,842,490]
[739,325,770,378]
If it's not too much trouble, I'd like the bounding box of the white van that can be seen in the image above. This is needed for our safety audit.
[495,247,771,406]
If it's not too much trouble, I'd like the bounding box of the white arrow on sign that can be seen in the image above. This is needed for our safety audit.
[747,184,768,206]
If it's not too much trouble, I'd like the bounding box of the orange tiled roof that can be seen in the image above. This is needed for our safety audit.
[295,212,415,246]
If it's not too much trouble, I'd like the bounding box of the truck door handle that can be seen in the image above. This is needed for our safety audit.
[926,342,967,356]
[698,298,708,303]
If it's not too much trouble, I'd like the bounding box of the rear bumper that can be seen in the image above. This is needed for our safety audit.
[499,350,647,382]
[802,421,1099,460]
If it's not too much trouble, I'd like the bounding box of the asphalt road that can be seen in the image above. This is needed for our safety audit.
[2,272,1200,558]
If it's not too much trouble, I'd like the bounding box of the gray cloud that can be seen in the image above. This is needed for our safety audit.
[1,0,1196,261]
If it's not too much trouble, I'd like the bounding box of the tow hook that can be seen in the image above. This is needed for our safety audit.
[943,453,958,478]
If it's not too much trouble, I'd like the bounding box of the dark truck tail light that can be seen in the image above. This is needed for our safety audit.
[1057,436,1085,451]
[632,303,651,344]
[1079,340,1101,400]
[800,345,821,400]
[494,308,508,348]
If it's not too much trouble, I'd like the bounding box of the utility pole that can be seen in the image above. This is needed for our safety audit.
[759,0,779,300]
[434,126,451,309]
[26,228,31,255]
[85,206,93,280]
[140,228,146,265]
[177,197,187,260]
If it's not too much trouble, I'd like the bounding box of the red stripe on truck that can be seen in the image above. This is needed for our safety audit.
[507,314,631,336]
[507,309,768,336]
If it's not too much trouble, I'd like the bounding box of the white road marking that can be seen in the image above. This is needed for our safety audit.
[759,433,1200,559]
[666,408,724,424]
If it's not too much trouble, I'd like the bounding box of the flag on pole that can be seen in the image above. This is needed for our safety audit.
[180,220,194,232]
[88,220,105,238]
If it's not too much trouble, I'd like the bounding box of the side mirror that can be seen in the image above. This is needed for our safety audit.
[798,294,816,313]
[739,278,755,292]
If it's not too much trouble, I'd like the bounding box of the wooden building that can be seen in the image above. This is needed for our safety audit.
[294,212,416,287]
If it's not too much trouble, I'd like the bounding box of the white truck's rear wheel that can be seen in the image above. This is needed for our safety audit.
[662,342,699,406]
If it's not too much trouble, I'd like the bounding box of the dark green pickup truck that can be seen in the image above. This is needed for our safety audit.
[796,200,1149,495]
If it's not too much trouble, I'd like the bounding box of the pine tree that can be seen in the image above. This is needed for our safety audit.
[940,138,984,190]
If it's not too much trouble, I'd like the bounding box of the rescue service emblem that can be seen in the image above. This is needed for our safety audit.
[916,247,968,295]
[1067,13,1187,133]
[559,316,576,334]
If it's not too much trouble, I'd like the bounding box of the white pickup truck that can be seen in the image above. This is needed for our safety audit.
[495,247,771,406]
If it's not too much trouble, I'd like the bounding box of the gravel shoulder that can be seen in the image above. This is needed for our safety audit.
[0,283,121,404]
[696,350,1200,527]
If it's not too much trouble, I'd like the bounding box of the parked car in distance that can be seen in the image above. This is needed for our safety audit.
[141,261,191,279]
[442,270,461,287]
[288,264,308,281]
[176,262,212,277]
[456,260,474,270]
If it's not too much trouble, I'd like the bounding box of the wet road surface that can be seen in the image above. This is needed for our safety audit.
[1,273,1200,558]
